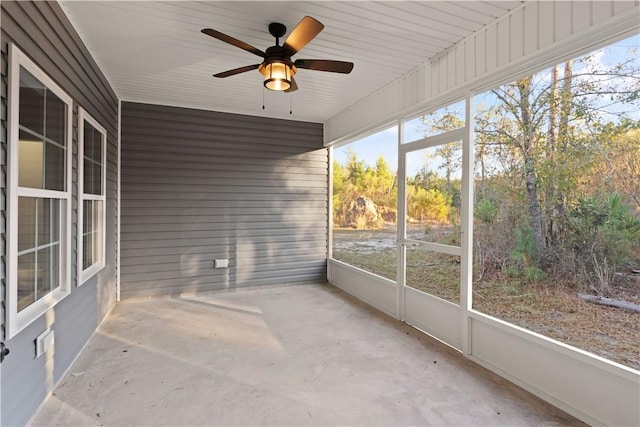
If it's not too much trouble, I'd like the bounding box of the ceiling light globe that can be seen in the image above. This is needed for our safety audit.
[265,78,290,91]
[262,61,293,91]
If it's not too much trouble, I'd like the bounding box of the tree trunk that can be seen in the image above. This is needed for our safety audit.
[545,65,559,245]
[578,294,640,313]
[518,77,546,265]
[554,60,573,225]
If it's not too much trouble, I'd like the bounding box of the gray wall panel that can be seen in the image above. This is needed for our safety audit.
[121,102,327,299]
[1,2,118,425]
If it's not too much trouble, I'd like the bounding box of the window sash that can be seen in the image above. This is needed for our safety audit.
[7,43,73,339]
[77,107,107,285]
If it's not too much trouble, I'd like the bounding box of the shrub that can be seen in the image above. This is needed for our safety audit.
[524,266,547,282]
[566,193,640,292]
[475,198,499,224]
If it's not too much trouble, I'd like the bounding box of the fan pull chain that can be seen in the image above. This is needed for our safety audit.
[262,87,265,110]
[289,93,292,115]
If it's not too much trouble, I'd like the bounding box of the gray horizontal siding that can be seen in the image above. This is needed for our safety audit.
[121,220,326,233]
[121,102,327,299]
[1,1,119,426]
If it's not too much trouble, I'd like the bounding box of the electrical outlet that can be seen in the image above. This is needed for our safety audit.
[36,329,54,358]
[214,259,229,269]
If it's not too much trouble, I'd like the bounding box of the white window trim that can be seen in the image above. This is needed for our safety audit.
[6,44,73,339]
[77,108,107,285]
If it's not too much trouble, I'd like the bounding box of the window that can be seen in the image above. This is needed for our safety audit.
[78,109,107,284]
[403,100,465,144]
[472,35,640,370]
[331,126,398,281]
[403,136,464,304]
[7,44,73,338]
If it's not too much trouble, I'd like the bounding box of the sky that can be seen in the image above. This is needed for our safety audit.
[333,34,639,178]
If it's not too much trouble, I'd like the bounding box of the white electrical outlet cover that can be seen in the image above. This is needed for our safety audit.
[36,329,54,358]
[214,259,229,268]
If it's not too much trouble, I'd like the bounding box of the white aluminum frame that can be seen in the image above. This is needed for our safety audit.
[326,29,640,425]
[398,113,467,348]
[77,107,107,285]
[6,44,73,339]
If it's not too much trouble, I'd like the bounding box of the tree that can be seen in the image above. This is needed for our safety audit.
[474,41,640,270]
[332,151,398,228]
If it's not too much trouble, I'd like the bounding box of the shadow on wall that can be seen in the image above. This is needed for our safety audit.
[119,103,326,298]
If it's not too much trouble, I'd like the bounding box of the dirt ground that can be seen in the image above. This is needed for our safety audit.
[332,226,640,371]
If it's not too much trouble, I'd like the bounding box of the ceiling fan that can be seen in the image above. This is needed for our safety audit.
[201,16,354,92]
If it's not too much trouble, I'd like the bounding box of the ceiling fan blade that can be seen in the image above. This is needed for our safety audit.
[202,28,265,58]
[294,59,354,74]
[283,16,324,55]
[285,77,298,93]
[213,64,261,78]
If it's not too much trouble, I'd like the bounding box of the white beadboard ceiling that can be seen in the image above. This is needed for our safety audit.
[60,1,523,123]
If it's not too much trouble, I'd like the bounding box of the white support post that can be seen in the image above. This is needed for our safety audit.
[116,99,122,302]
[396,118,406,321]
[460,92,474,355]
[327,145,334,281]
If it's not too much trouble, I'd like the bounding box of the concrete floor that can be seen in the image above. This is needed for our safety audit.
[32,283,583,426]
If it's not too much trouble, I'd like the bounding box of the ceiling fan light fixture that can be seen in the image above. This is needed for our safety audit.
[261,61,296,91]
[203,16,353,93]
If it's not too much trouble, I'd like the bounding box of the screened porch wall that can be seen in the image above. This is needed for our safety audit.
[323,1,640,425]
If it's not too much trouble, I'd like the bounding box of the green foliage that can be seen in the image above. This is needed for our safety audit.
[473,38,640,290]
[354,216,368,230]
[407,186,451,222]
[420,107,465,135]
[333,152,398,228]
[523,266,547,282]
[506,265,521,278]
[332,159,344,194]
[501,224,547,282]
[510,224,538,266]
[475,198,499,224]
[334,149,462,228]
[567,193,640,290]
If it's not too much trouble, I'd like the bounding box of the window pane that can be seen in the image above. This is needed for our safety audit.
[83,199,98,270]
[17,252,36,312]
[91,126,103,163]
[18,197,61,305]
[406,142,462,246]
[19,198,60,245]
[92,161,102,195]
[83,157,103,195]
[19,67,44,135]
[83,157,93,194]
[37,245,59,300]
[83,200,93,233]
[18,197,36,252]
[37,199,60,245]
[83,122,94,161]
[95,200,103,262]
[83,122,104,195]
[18,130,44,188]
[45,89,66,146]
[472,35,640,370]
[18,131,65,191]
[44,142,65,191]
[93,129,103,163]
[406,249,460,304]
[83,231,94,270]
[332,127,398,281]
[403,100,465,143]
